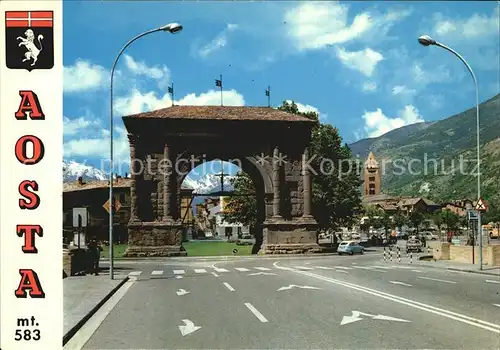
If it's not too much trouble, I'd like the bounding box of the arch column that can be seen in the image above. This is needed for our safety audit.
[302,147,313,218]
[163,143,172,221]
[127,133,139,222]
[272,146,282,218]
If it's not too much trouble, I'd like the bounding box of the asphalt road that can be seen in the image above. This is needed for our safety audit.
[71,250,500,349]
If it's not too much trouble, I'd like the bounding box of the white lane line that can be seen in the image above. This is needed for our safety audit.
[314,266,336,270]
[486,280,500,284]
[175,275,183,279]
[222,282,235,292]
[371,265,392,270]
[418,276,456,284]
[334,266,353,270]
[294,266,314,270]
[64,279,135,349]
[353,266,386,273]
[394,266,414,269]
[244,303,269,323]
[214,267,229,272]
[412,270,423,273]
[151,270,163,275]
[494,304,500,308]
[212,272,219,277]
[273,262,500,334]
[390,281,412,287]
[335,270,348,274]
[173,270,185,275]
[235,267,250,272]
[194,269,207,273]
[254,267,271,271]
[128,271,142,276]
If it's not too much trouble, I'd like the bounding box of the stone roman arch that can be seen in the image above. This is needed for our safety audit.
[121,106,321,257]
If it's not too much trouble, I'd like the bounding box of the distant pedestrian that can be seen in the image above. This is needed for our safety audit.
[87,236,101,276]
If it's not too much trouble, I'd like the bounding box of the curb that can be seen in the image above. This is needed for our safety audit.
[62,276,130,345]
[404,260,500,276]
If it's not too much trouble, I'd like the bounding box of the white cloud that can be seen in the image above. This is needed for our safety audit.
[392,85,417,96]
[285,100,327,121]
[196,23,238,58]
[63,116,100,136]
[335,47,384,77]
[114,88,245,116]
[362,105,424,137]
[123,54,170,88]
[362,82,377,92]
[412,62,452,85]
[284,2,411,51]
[63,59,107,93]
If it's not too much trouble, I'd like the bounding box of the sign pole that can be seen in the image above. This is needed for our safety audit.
[478,210,482,270]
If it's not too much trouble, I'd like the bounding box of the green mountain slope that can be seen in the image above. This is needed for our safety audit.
[349,94,500,204]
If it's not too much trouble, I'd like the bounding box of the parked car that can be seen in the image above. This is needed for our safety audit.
[406,238,422,253]
[337,241,364,255]
[425,233,439,241]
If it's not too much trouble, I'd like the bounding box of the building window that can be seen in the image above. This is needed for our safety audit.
[369,183,375,189]
[369,176,375,182]
[369,189,376,195]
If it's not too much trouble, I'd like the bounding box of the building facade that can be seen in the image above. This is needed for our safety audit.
[363,152,381,197]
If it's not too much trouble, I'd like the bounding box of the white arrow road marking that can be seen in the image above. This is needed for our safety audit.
[418,276,456,284]
[277,284,321,291]
[173,270,185,275]
[214,267,229,272]
[178,319,201,336]
[211,272,219,277]
[235,267,250,272]
[244,303,269,323]
[223,282,235,291]
[485,280,500,284]
[493,304,500,308]
[248,272,277,276]
[194,269,207,273]
[176,289,190,296]
[128,271,142,276]
[390,281,412,287]
[175,275,183,279]
[341,311,411,326]
[294,266,313,270]
[314,266,336,270]
[254,267,271,271]
[151,270,163,275]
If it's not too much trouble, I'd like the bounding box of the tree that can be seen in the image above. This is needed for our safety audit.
[432,211,444,240]
[393,211,408,232]
[441,209,460,233]
[409,211,425,234]
[222,173,257,227]
[380,212,393,237]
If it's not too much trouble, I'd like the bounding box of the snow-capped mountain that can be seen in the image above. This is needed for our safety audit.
[63,160,108,182]
[183,173,235,194]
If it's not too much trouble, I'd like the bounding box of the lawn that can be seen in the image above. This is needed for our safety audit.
[183,241,253,256]
[100,241,253,258]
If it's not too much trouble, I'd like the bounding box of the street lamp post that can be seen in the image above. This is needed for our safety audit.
[109,23,182,279]
[418,35,482,270]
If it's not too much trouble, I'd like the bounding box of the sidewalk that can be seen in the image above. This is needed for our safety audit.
[407,258,500,276]
[63,272,129,344]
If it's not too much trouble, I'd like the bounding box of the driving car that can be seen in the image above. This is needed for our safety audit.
[337,240,364,255]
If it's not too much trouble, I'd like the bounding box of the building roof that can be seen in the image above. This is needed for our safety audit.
[365,152,379,169]
[398,197,423,206]
[122,106,315,122]
[63,179,194,193]
[362,194,396,203]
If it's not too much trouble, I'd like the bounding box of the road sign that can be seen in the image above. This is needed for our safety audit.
[476,198,488,212]
[467,210,478,221]
[451,238,461,245]
[103,198,121,213]
[72,208,87,227]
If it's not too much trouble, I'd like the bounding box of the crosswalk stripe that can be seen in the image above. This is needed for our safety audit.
[235,267,250,272]
[173,270,185,275]
[294,266,313,270]
[254,267,271,271]
[214,267,229,272]
[194,269,207,273]
[129,271,142,276]
[151,270,163,275]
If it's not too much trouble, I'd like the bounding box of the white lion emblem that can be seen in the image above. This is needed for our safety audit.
[17,29,44,66]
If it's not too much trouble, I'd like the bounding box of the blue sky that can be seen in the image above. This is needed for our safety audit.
[62,1,499,181]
